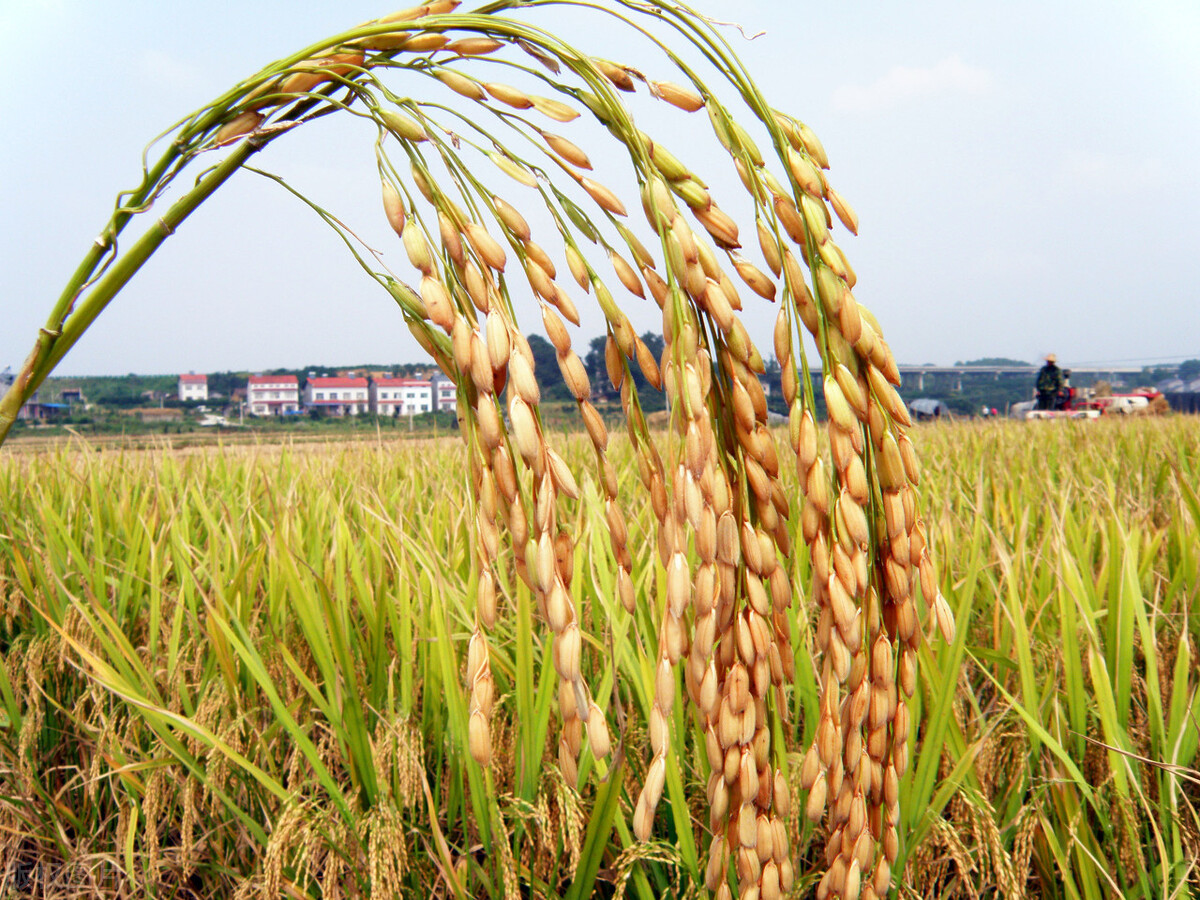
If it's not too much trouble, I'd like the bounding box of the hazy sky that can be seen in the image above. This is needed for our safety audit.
[2,0,1198,377]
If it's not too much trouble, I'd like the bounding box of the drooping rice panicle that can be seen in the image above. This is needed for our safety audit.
[0,3,959,896]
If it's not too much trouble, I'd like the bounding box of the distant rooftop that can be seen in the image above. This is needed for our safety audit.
[248,374,299,385]
[374,377,431,387]
[308,376,368,388]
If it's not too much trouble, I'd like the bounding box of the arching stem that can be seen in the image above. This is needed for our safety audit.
[0,136,265,445]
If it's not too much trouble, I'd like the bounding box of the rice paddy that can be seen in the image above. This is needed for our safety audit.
[0,415,1196,898]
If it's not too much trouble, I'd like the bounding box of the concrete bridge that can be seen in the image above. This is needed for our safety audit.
[801,364,1147,391]
[891,364,1147,392]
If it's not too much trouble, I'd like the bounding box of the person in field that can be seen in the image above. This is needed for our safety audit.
[1058,369,1075,411]
[1036,354,1064,410]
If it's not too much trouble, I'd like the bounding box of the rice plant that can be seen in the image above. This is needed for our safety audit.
[2,2,962,897]
[1,422,1197,897]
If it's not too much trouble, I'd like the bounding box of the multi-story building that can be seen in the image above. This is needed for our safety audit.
[431,372,457,411]
[16,389,45,421]
[371,378,433,416]
[247,374,300,416]
[306,376,369,415]
[178,373,208,402]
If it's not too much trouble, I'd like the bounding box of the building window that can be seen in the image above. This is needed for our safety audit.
[316,393,324,400]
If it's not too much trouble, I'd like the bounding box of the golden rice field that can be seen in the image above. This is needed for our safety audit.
[0,416,1196,899]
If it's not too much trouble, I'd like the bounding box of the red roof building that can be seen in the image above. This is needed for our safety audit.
[371,378,432,416]
[431,372,456,411]
[306,377,369,415]
[246,374,300,416]
[178,372,208,402]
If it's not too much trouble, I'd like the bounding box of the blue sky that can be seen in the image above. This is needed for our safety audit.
[2,0,1197,376]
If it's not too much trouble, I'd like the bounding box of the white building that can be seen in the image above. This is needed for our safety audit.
[247,374,300,416]
[431,372,457,411]
[371,378,432,416]
[306,376,369,415]
[178,373,208,402]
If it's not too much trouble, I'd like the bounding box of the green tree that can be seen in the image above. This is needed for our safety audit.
[955,357,1032,367]
[1177,359,1200,382]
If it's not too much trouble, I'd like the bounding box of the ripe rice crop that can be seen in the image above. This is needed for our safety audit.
[0,3,957,897]
[0,417,1196,897]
